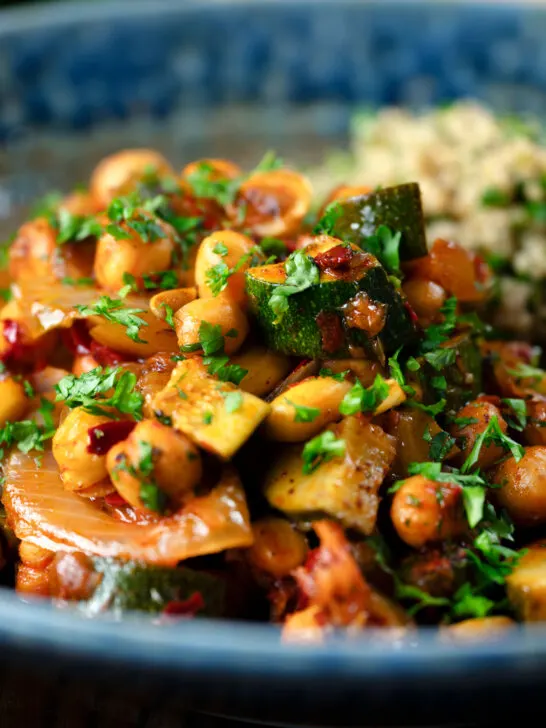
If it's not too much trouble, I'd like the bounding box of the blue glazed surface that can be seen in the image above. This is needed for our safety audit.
[2,2,546,725]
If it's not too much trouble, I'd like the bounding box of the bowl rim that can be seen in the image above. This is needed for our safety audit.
[0,586,545,675]
[0,0,541,37]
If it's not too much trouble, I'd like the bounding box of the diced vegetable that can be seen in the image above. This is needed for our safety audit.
[78,558,225,617]
[230,345,291,397]
[246,239,416,359]
[3,451,253,564]
[507,542,546,621]
[318,183,427,262]
[264,417,396,534]
[264,375,352,442]
[152,359,271,459]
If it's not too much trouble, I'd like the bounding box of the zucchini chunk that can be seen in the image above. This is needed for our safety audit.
[79,558,225,617]
[264,416,396,534]
[507,542,546,622]
[319,183,427,262]
[152,359,271,459]
[246,238,416,359]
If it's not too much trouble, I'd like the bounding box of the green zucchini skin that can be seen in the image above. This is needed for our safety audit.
[324,183,427,262]
[246,263,416,359]
[76,559,225,617]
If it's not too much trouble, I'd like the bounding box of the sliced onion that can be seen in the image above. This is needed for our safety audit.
[11,279,150,341]
[3,451,253,566]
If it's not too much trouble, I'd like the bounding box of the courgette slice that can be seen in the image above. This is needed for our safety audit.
[152,359,271,459]
[246,240,416,359]
[78,558,225,617]
[264,416,396,535]
[317,183,427,262]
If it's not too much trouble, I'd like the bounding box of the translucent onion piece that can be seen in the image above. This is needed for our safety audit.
[3,451,253,566]
[89,311,178,357]
[11,279,150,341]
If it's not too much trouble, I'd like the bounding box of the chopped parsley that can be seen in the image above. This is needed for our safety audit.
[222,390,243,414]
[423,348,457,371]
[259,237,288,260]
[313,202,344,236]
[339,374,389,416]
[213,242,229,257]
[318,368,350,382]
[364,225,402,277]
[202,411,213,425]
[0,401,56,459]
[55,208,102,244]
[206,248,260,297]
[75,296,148,344]
[254,150,284,172]
[203,355,247,385]
[269,250,320,323]
[161,303,175,329]
[286,400,320,423]
[507,362,544,383]
[180,320,226,356]
[301,430,346,474]
[461,415,524,473]
[55,367,143,420]
[22,380,35,398]
[423,428,456,462]
[186,163,241,207]
[502,398,527,431]
[61,276,95,287]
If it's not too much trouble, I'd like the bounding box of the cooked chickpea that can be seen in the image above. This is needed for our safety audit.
[182,158,242,182]
[391,475,466,549]
[195,230,259,306]
[402,279,446,327]
[0,376,29,426]
[450,400,508,470]
[442,616,514,642]
[524,398,546,446]
[106,419,202,512]
[90,149,174,206]
[52,407,113,491]
[16,564,51,598]
[72,353,100,377]
[497,446,546,525]
[228,169,312,237]
[59,191,100,217]
[9,218,58,281]
[94,210,175,291]
[19,542,54,570]
[174,294,248,355]
[247,518,308,577]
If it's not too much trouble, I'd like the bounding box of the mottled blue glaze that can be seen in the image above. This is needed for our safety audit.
[2,2,546,726]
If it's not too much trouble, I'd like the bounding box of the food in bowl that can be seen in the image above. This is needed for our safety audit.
[0,146,544,639]
[310,101,546,338]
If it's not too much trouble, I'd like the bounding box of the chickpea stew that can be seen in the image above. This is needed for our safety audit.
[0,148,543,638]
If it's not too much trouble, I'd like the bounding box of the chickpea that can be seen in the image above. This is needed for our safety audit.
[174,294,248,355]
[228,169,312,237]
[90,149,174,207]
[16,564,51,598]
[247,518,308,577]
[52,407,113,491]
[72,353,101,377]
[19,542,54,570]
[94,210,175,291]
[450,400,508,470]
[0,376,28,427]
[423,238,492,303]
[402,279,446,328]
[194,230,259,306]
[106,419,202,512]
[496,446,546,525]
[9,218,58,281]
[59,191,100,217]
[391,475,466,549]
[442,616,514,643]
[182,158,242,182]
[524,398,546,446]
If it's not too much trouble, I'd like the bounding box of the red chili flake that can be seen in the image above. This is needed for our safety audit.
[104,491,129,507]
[87,420,136,455]
[89,341,126,367]
[315,311,344,354]
[403,300,420,326]
[0,319,39,370]
[62,321,92,355]
[163,592,205,617]
[473,253,491,285]
[313,244,353,271]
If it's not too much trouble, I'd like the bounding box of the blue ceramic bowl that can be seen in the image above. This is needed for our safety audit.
[2,2,546,726]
